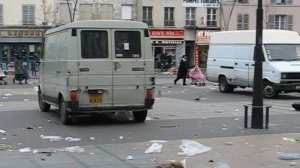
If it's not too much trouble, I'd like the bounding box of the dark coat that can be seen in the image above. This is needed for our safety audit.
[176,58,188,79]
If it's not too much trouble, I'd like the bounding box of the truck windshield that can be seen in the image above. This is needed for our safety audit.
[265,44,300,61]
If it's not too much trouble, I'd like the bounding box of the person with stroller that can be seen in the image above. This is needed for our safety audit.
[188,66,205,86]
[174,55,189,85]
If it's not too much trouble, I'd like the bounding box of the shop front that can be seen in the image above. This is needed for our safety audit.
[149,28,185,70]
[0,28,44,72]
[194,30,219,68]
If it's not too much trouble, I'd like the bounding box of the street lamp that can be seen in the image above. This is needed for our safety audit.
[251,0,264,129]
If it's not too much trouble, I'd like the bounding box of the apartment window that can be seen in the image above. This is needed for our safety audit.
[164,7,174,26]
[143,6,153,26]
[0,5,3,25]
[237,14,249,30]
[23,5,35,25]
[186,8,196,26]
[79,4,92,20]
[207,8,217,27]
[268,15,293,30]
[237,0,248,3]
[121,5,133,20]
[271,0,293,4]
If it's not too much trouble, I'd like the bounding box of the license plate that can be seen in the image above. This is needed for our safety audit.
[89,93,102,103]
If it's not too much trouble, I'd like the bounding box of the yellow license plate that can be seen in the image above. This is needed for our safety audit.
[89,93,102,103]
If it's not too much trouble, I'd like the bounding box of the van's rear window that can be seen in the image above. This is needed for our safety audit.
[115,31,141,58]
[81,31,108,58]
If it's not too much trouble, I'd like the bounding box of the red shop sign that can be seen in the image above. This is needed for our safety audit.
[149,29,184,38]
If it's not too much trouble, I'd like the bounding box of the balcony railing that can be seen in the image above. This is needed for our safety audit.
[164,20,174,26]
[185,20,196,27]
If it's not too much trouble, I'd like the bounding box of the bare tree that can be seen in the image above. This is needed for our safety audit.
[66,0,79,22]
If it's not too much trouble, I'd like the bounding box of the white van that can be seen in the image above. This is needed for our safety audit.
[206,30,300,98]
[38,20,155,124]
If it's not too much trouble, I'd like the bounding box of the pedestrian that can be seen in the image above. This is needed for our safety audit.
[160,53,167,72]
[13,55,24,84]
[31,61,36,76]
[166,54,173,69]
[22,65,29,84]
[174,55,189,85]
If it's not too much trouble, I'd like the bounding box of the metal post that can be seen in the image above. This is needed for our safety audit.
[265,106,269,129]
[244,105,248,128]
[251,0,264,129]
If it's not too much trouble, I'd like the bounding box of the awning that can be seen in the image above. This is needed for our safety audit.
[0,37,42,43]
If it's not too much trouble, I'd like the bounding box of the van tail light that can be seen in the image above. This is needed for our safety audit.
[146,88,153,99]
[70,90,78,102]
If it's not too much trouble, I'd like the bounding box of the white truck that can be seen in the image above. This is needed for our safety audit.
[206,30,300,98]
[38,20,155,124]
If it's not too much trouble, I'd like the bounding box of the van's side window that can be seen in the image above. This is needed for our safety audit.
[115,31,141,58]
[81,31,108,58]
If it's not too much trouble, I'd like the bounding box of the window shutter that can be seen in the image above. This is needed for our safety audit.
[237,14,243,30]
[244,14,249,30]
[287,15,293,30]
[29,5,35,25]
[268,15,275,29]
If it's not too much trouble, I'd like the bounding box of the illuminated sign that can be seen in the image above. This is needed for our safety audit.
[182,0,220,8]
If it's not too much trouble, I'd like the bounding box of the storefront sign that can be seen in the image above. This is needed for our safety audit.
[196,30,216,44]
[152,40,183,44]
[149,29,184,38]
[194,46,199,66]
[0,29,44,38]
[182,0,220,8]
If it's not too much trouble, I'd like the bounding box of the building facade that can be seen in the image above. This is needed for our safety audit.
[136,0,221,68]
[221,0,300,32]
[0,0,54,67]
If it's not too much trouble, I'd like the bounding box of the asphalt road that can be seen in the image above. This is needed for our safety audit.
[0,74,299,150]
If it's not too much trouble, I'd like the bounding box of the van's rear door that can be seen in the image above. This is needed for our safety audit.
[77,30,113,106]
[111,30,146,106]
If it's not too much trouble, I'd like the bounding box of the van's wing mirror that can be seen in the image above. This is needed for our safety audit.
[72,29,77,36]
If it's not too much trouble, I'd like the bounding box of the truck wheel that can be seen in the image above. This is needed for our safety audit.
[219,76,234,93]
[38,90,50,112]
[264,82,278,98]
[59,97,72,125]
[133,110,147,123]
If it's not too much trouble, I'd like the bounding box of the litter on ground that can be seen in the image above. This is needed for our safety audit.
[177,139,212,156]
[145,143,163,154]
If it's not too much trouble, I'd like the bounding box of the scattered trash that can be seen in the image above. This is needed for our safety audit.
[38,127,43,129]
[65,137,81,142]
[1,138,6,140]
[194,97,201,102]
[90,137,95,141]
[146,117,152,120]
[235,109,239,112]
[234,118,239,121]
[156,159,186,168]
[0,129,7,135]
[23,99,30,101]
[4,93,12,97]
[160,125,179,128]
[0,144,11,151]
[26,127,34,129]
[209,160,214,163]
[214,110,224,114]
[119,136,124,140]
[283,137,299,143]
[153,117,160,120]
[41,158,45,161]
[222,128,228,130]
[290,162,298,166]
[61,146,85,153]
[48,120,52,123]
[224,142,233,145]
[126,155,134,160]
[33,150,39,154]
[149,140,168,144]
[33,86,39,92]
[90,152,95,155]
[214,162,231,168]
[40,135,63,142]
[277,152,300,160]
[145,143,163,154]
[178,139,212,156]
[19,147,31,153]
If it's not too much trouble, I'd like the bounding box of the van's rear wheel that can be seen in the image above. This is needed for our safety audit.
[133,110,147,123]
[264,82,278,98]
[59,97,72,125]
[38,89,50,112]
[219,76,234,93]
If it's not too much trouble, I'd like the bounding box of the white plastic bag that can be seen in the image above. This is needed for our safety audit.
[178,139,212,156]
[145,143,163,154]
[214,162,231,168]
